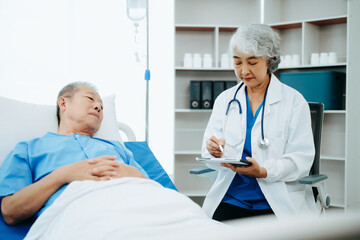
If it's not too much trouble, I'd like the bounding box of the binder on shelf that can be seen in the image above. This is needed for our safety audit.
[201,81,213,109]
[190,81,201,109]
[213,81,225,101]
[225,81,237,90]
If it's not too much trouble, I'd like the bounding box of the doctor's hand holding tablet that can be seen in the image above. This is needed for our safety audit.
[205,136,266,178]
[200,24,318,222]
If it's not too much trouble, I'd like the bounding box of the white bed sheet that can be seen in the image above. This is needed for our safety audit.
[23,177,360,240]
[24,178,233,240]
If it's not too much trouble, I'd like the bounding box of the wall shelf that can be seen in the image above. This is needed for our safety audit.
[175,109,212,113]
[279,63,347,69]
[175,63,347,71]
[268,15,347,29]
[175,25,215,31]
[321,156,346,161]
[175,67,233,71]
[307,15,347,26]
[324,110,346,114]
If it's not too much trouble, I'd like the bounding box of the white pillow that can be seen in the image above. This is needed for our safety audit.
[0,95,122,167]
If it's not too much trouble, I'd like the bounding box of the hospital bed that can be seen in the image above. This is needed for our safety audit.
[1,95,360,240]
[0,95,177,239]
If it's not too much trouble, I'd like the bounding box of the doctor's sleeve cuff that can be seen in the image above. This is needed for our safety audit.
[262,160,285,182]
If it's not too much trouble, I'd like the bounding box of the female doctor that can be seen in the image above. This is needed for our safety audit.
[201,24,319,221]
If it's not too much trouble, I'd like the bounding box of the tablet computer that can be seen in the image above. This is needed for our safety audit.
[196,157,252,167]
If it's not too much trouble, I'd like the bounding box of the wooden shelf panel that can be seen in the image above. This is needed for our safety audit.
[175,25,215,31]
[308,16,347,26]
[268,15,347,29]
[271,22,302,29]
[219,27,237,32]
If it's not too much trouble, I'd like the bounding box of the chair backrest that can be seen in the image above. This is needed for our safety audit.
[308,102,324,176]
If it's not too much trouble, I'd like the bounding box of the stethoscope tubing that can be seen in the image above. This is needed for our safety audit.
[226,82,244,115]
[225,80,270,147]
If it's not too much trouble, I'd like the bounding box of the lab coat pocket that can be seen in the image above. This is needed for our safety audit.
[288,190,307,213]
[268,137,284,161]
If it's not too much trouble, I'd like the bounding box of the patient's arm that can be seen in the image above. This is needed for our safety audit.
[1,167,68,225]
[1,155,134,225]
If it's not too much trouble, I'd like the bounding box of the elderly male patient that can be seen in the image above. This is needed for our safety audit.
[0,82,148,225]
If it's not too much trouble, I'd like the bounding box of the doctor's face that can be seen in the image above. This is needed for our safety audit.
[233,50,269,89]
[60,85,104,136]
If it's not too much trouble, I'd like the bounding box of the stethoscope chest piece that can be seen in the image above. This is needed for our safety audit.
[258,137,269,149]
[226,80,271,150]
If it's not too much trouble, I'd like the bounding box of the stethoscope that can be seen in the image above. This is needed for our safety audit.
[225,80,270,149]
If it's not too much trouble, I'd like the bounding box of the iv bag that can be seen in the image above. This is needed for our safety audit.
[126,0,147,63]
[126,0,146,22]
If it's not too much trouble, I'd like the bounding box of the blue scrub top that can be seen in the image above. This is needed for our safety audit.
[0,132,148,217]
[222,89,271,210]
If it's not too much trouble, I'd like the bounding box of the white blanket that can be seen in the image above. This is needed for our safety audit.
[25,178,233,240]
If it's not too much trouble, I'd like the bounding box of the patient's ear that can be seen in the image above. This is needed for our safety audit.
[58,97,66,111]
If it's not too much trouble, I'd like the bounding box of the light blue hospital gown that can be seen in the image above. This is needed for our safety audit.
[0,132,148,217]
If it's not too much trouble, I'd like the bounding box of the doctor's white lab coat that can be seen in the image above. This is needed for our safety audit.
[201,75,320,220]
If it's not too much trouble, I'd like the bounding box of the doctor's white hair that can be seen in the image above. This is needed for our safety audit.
[229,24,281,73]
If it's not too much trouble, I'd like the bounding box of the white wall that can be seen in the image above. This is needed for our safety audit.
[0,0,174,174]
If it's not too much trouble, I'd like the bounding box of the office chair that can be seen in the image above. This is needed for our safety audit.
[298,102,330,213]
[190,102,330,213]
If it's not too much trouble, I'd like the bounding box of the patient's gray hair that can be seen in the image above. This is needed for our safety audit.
[56,81,98,125]
[229,24,281,73]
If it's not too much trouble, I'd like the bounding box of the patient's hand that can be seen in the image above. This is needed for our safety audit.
[221,157,267,178]
[111,164,147,179]
[56,156,123,183]
[56,156,146,183]
[88,157,146,179]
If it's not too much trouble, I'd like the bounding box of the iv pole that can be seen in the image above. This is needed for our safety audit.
[144,0,150,143]
[126,0,150,143]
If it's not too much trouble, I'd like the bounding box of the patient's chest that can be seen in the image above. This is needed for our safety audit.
[28,133,125,181]
[24,133,127,217]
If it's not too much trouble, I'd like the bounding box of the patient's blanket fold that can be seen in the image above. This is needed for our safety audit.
[25,178,228,240]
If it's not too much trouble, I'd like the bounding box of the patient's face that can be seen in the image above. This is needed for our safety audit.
[64,85,104,135]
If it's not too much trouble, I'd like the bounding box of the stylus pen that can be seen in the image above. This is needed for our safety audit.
[215,133,224,153]
[219,144,224,153]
